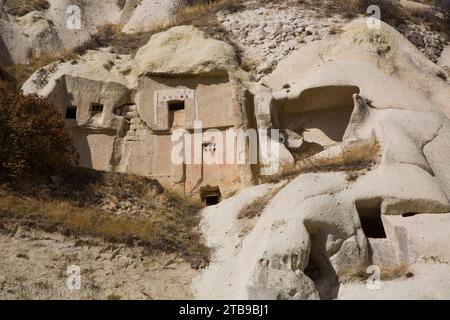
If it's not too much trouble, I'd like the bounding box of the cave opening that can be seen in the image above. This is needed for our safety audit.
[91,103,104,116]
[275,86,360,152]
[303,233,340,300]
[168,100,186,129]
[201,186,221,206]
[355,199,387,239]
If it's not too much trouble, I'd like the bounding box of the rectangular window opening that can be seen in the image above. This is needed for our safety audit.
[168,100,186,129]
[65,106,77,119]
[355,199,387,239]
[168,100,185,111]
[91,103,104,116]
[200,186,221,206]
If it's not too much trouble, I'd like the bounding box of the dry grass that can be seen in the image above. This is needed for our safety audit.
[298,134,381,172]
[262,135,381,184]
[73,0,243,56]
[4,0,50,16]
[237,185,284,238]
[0,168,209,267]
[106,294,122,300]
[4,0,245,85]
[71,0,247,72]
[238,187,282,220]
[72,24,156,56]
[380,263,411,280]
[4,50,77,87]
[6,0,447,85]
[339,262,411,283]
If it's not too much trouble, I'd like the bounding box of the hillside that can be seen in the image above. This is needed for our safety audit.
[0,0,449,301]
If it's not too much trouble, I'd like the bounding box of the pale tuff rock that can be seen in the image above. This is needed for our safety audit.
[0,0,181,64]
[194,19,450,300]
[1,0,119,64]
[218,7,345,79]
[266,18,450,115]
[23,26,253,198]
[0,229,197,300]
[439,44,450,72]
[21,15,450,300]
[133,25,239,77]
[121,0,180,34]
[338,212,450,299]
[218,4,448,80]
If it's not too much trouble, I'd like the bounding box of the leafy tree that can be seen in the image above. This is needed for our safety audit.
[0,80,78,177]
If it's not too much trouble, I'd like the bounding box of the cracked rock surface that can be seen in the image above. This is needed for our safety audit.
[194,19,450,300]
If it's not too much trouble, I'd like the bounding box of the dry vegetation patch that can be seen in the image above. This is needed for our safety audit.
[0,168,209,267]
[238,185,285,238]
[262,135,381,184]
[4,0,449,84]
[238,187,282,220]
[4,51,77,87]
[4,0,50,16]
[74,0,244,56]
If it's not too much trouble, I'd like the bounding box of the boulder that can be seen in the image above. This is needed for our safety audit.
[121,0,179,34]
[133,26,239,77]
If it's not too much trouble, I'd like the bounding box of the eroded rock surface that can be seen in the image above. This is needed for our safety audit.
[18,7,450,300]
[0,0,181,64]
[194,19,450,300]
[0,228,196,300]
[22,26,254,199]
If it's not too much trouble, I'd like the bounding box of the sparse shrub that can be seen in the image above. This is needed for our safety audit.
[183,0,242,12]
[351,0,406,26]
[434,0,450,27]
[238,187,281,220]
[0,81,78,177]
[329,0,405,25]
[184,0,220,5]
[117,0,126,10]
[4,0,50,17]
[0,65,15,84]
[0,168,209,267]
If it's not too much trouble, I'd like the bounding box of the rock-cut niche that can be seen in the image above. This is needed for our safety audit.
[274,85,360,159]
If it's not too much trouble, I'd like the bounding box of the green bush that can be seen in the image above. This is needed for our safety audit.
[0,80,78,177]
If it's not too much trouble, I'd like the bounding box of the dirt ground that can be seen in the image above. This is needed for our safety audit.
[0,227,198,300]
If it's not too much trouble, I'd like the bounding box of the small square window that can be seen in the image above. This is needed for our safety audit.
[91,103,104,116]
[65,106,77,119]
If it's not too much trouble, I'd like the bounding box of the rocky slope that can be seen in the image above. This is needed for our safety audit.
[0,0,181,64]
[193,16,450,300]
[0,228,196,300]
[2,0,450,300]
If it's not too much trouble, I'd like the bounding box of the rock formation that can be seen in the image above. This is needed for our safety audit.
[23,26,254,200]
[19,3,450,300]
[0,0,181,64]
[193,18,450,300]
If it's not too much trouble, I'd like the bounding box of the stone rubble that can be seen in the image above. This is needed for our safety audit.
[218,6,449,79]
[399,24,448,63]
[218,7,346,80]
